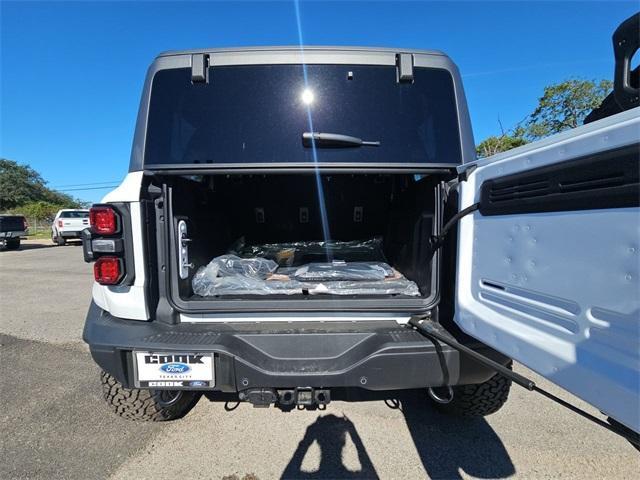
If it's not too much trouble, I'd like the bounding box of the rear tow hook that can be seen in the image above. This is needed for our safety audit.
[428,386,454,404]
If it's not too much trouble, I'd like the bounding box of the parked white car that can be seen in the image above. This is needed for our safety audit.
[51,209,89,245]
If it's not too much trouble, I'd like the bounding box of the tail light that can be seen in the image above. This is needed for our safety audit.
[85,203,130,286]
[23,218,29,230]
[94,257,123,285]
[90,206,118,235]
[57,219,63,228]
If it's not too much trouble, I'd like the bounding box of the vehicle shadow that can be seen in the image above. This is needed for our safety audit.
[280,390,514,480]
[1,242,55,251]
[3,241,84,251]
[394,389,515,479]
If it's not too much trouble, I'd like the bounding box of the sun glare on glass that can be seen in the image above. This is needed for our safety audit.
[301,88,315,105]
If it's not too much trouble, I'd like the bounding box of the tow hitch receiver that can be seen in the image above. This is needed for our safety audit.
[240,387,331,408]
[239,388,278,407]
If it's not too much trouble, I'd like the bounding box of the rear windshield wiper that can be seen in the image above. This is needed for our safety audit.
[302,132,381,148]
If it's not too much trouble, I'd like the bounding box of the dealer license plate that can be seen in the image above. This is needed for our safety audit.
[134,351,214,388]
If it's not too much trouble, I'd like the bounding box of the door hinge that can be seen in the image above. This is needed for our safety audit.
[443,163,477,201]
[430,164,480,253]
[396,53,414,83]
[191,53,209,83]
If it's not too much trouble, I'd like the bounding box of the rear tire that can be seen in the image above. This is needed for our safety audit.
[55,233,66,246]
[430,364,512,417]
[5,238,20,250]
[100,371,201,421]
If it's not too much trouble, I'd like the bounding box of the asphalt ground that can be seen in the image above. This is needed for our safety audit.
[1,240,638,479]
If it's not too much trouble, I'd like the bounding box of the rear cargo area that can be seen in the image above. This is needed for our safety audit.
[164,173,443,307]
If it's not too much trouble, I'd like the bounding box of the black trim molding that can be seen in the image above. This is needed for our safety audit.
[479,143,640,216]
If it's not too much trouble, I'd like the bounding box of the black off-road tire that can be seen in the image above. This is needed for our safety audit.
[101,370,201,421]
[431,364,513,417]
[5,238,20,250]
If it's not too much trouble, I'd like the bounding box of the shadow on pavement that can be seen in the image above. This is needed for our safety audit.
[1,242,54,251]
[1,241,83,251]
[281,390,514,480]
[396,390,515,479]
[281,414,378,479]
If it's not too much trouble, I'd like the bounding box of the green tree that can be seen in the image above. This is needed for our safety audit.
[0,159,45,209]
[476,129,528,158]
[475,78,612,157]
[17,201,62,223]
[0,158,81,211]
[525,79,613,140]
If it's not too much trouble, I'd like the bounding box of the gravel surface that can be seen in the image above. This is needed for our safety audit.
[1,241,638,479]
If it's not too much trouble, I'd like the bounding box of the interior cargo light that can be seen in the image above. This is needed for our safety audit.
[90,206,118,235]
[94,256,123,285]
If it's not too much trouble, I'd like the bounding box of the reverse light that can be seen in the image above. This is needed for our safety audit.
[90,206,118,235]
[91,238,118,253]
[94,256,123,285]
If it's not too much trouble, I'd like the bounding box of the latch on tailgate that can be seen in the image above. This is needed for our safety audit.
[177,220,193,279]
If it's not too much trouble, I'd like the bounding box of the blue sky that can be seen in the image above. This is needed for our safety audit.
[1,1,637,202]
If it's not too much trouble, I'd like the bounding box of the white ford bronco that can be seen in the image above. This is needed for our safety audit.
[82,15,639,440]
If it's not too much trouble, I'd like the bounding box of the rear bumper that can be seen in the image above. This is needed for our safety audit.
[0,231,27,239]
[59,230,84,238]
[83,301,509,392]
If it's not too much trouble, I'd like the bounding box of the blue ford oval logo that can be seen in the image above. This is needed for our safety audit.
[160,363,191,374]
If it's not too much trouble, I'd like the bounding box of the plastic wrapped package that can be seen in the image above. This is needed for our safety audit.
[208,254,278,278]
[192,254,282,296]
[192,252,420,297]
[293,261,394,282]
[193,274,419,297]
[307,278,421,297]
[192,272,303,296]
[238,237,387,266]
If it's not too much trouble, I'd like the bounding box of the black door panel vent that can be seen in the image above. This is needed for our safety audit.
[479,144,640,215]
[488,180,551,201]
[559,173,626,192]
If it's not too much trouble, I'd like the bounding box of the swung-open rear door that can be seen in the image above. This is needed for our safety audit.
[455,107,640,433]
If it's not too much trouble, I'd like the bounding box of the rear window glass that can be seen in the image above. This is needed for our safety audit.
[144,65,462,166]
[60,211,89,218]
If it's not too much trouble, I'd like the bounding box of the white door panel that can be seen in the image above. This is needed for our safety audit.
[455,108,640,432]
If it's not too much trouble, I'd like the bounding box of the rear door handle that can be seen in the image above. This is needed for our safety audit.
[177,220,192,279]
